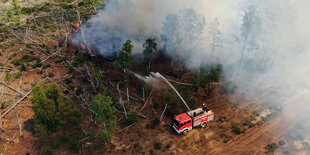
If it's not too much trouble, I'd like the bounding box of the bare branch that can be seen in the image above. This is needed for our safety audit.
[160,104,167,121]
[1,90,32,118]
[0,81,25,96]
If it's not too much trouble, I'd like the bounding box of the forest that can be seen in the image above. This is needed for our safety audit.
[1,0,310,155]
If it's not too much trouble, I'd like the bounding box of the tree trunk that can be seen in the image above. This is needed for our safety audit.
[126,87,129,102]
[239,34,248,69]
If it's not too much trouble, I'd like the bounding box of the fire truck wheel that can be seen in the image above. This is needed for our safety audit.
[182,129,188,135]
[201,122,207,128]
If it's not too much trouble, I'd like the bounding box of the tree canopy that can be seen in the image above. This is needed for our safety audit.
[143,38,157,73]
[91,94,116,141]
[31,83,82,139]
[118,39,134,69]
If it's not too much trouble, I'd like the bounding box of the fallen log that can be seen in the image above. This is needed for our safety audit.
[140,89,153,111]
[0,81,25,96]
[15,108,22,137]
[160,104,167,121]
[116,123,135,133]
[1,90,32,118]
[117,83,127,119]
[115,109,147,119]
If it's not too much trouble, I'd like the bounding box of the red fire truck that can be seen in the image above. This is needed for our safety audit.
[172,106,214,134]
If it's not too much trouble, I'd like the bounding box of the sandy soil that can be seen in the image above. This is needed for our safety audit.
[208,90,310,155]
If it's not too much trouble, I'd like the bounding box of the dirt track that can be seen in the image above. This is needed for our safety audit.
[209,90,310,155]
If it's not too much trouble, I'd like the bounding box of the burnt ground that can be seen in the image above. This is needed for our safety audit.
[0,10,295,154]
[0,41,274,155]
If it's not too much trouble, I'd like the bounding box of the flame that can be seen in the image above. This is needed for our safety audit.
[51,39,58,44]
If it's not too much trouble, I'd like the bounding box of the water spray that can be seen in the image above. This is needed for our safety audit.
[131,71,191,111]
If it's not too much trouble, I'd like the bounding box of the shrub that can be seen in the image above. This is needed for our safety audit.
[76,86,83,96]
[103,87,116,103]
[33,62,43,68]
[231,125,242,135]
[4,72,12,82]
[69,139,80,153]
[154,142,161,150]
[64,77,72,84]
[47,72,54,77]
[68,66,74,73]
[67,84,74,91]
[278,140,285,146]
[243,120,255,128]
[128,109,138,124]
[20,63,26,71]
[152,116,160,128]
[40,146,52,155]
[55,57,67,63]
[20,7,32,15]
[43,64,51,69]
[14,72,22,79]
[164,106,173,117]
[1,102,6,109]
[266,143,278,152]
[219,81,236,94]
[153,102,160,110]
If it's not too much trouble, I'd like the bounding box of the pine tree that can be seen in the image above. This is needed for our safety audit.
[117,40,134,102]
[91,94,116,141]
[143,38,157,73]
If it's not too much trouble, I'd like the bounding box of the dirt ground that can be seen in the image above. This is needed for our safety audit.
[1,39,303,155]
[0,47,288,155]
[1,48,309,155]
[1,4,307,153]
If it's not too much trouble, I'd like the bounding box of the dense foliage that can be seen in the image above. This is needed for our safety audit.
[143,38,157,73]
[31,83,82,152]
[91,94,116,141]
[128,109,138,124]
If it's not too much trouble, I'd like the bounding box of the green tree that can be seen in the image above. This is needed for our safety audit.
[118,40,134,69]
[57,99,82,135]
[20,63,26,72]
[128,109,138,124]
[31,83,82,142]
[40,145,52,155]
[89,62,103,88]
[91,94,116,141]
[31,84,58,132]
[143,38,157,73]
[76,86,83,96]
[46,83,62,106]
[117,40,134,102]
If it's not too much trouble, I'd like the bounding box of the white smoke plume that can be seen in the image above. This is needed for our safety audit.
[73,0,310,97]
[73,0,310,149]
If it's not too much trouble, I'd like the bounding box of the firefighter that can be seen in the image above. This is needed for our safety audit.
[202,104,207,111]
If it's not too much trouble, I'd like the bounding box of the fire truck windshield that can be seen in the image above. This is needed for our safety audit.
[173,120,180,128]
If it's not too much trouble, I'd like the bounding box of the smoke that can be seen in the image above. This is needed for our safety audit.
[73,0,310,151]
[73,0,310,95]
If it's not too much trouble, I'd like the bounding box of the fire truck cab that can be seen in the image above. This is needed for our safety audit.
[173,107,214,134]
